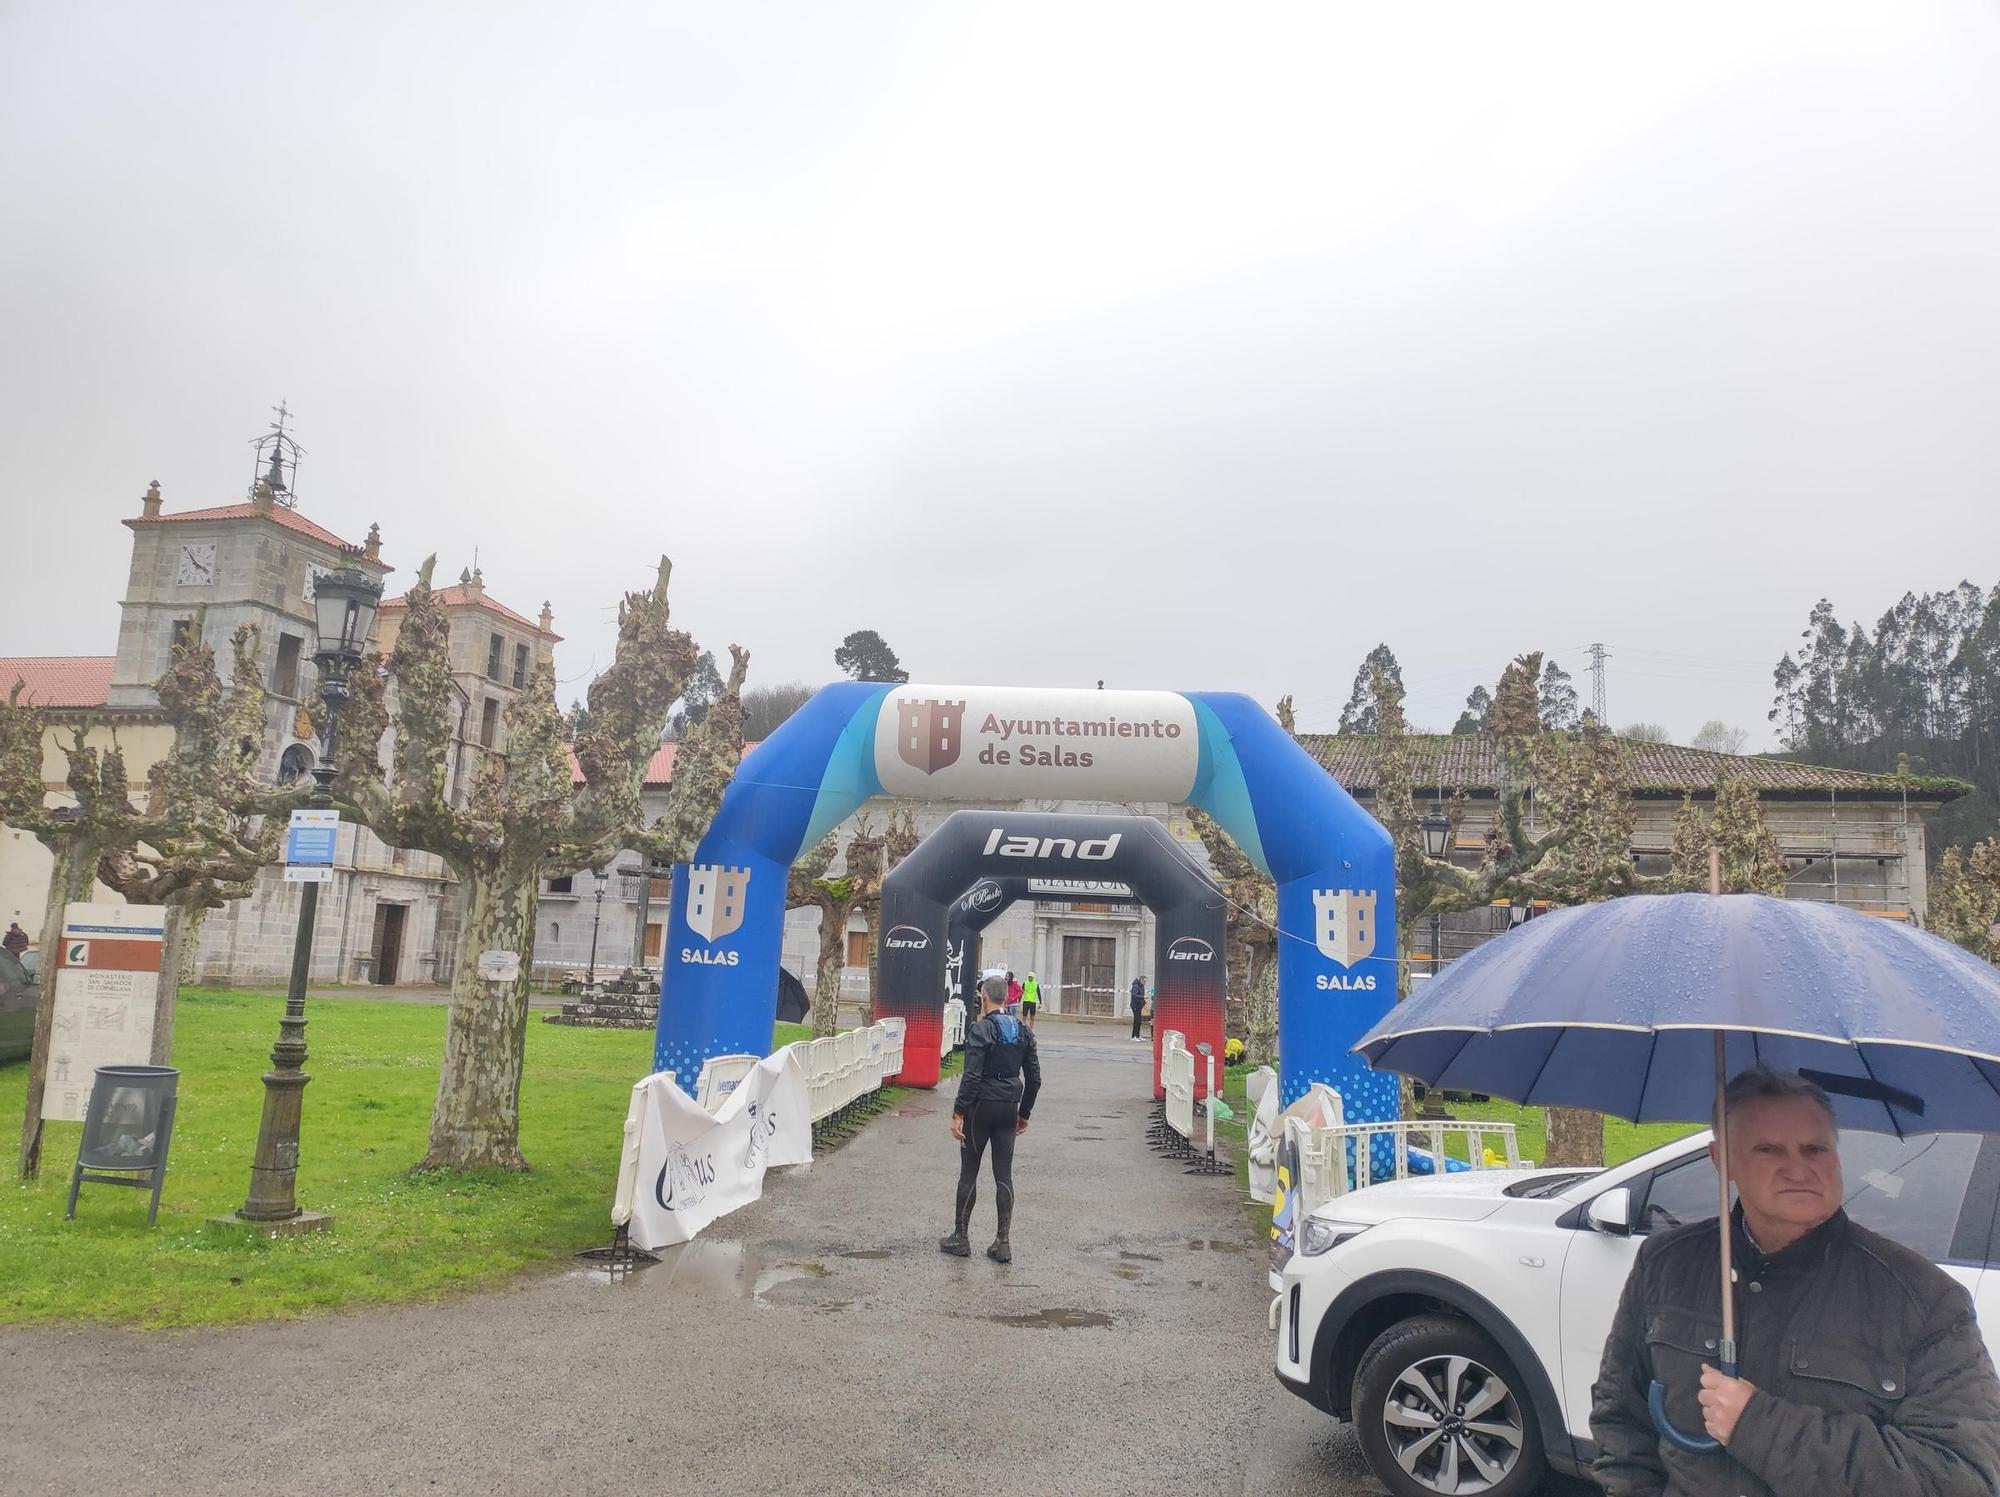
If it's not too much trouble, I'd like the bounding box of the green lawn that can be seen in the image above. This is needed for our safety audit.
[0,989,808,1329]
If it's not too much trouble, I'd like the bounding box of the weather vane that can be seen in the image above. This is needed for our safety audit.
[248,399,306,508]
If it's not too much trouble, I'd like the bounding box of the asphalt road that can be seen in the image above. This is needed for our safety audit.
[0,1021,1582,1495]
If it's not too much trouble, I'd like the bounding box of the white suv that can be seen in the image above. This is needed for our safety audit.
[1274,1127,2000,1497]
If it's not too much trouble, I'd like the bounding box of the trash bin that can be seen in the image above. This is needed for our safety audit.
[67,1064,179,1227]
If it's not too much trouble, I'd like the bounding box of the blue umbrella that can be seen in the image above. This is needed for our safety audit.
[1352,887,2000,1452]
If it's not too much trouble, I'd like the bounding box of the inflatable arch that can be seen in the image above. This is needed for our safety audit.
[655,684,1397,1115]
[878,810,1227,1093]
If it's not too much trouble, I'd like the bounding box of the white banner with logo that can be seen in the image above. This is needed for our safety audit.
[625,1048,812,1250]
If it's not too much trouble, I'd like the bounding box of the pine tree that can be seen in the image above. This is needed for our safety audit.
[1929,841,2000,963]
[1338,645,1403,734]
[1453,686,1491,735]
[1539,658,1580,732]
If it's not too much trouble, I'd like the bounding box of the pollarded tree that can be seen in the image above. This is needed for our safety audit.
[3,620,307,1175]
[1369,656,1643,1166]
[789,820,887,1038]
[96,623,295,1062]
[1930,840,2000,962]
[325,557,738,1171]
[1667,794,1711,891]
[1710,776,1788,896]
[860,811,921,1023]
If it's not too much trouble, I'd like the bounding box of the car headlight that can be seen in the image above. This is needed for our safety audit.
[1299,1217,1370,1257]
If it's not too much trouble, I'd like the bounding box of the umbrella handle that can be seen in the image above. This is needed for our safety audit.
[1648,1358,1736,1454]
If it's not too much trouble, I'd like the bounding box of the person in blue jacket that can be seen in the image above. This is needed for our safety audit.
[940,967,1042,1263]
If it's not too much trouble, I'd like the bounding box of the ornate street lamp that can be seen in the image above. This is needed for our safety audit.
[1419,810,1452,861]
[1420,811,1451,975]
[226,566,381,1233]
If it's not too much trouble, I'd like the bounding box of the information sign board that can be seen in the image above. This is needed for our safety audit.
[42,903,163,1122]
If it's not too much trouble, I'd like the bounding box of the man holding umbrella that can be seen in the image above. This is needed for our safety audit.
[1593,1066,2000,1495]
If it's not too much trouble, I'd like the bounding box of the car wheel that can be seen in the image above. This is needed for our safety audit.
[1351,1314,1545,1497]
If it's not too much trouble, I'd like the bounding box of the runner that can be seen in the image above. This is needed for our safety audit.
[940,967,1042,1263]
[1019,970,1042,1028]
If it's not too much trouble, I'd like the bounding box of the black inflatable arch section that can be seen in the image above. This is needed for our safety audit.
[879,810,1226,1096]
[943,875,1141,1007]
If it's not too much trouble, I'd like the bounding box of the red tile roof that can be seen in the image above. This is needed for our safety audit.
[1297,732,1967,799]
[125,502,388,565]
[380,586,560,640]
[0,657,115,709]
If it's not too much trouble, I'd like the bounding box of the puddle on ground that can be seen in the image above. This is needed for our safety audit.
[896,1105,935,1116]
[634,1239,840,1304]
[986,1308,1115,1330]
[1185,1238,1244,1253]
[809,1299,853,1314]
[840,1249,891,1260]
[1118,1251,1162,1263]
[1111,1263,1146,1281]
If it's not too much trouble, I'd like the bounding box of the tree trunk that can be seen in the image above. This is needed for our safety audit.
[420,861,539,1171]
[149,901,197,1067]
[1544,1106,1605,1167]
[19,836,104,1178]
[811,901,846,1038]
[1244,948,1277,1068]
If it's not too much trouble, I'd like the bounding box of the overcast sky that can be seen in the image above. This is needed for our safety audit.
[4,2,1997,747]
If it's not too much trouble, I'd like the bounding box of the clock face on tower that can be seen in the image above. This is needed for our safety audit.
[175,542,217,587]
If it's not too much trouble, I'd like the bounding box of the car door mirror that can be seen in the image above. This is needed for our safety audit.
[1587,1187,1633,1237]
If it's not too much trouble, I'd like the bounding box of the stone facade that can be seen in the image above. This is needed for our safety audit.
[1,475,557,988]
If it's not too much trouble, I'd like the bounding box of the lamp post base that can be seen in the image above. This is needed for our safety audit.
[210,1209,334,1237]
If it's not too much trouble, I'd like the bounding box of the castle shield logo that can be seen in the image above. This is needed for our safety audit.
[685,864,751,943]
[896,697,966,775]
[1313,889,1377,967]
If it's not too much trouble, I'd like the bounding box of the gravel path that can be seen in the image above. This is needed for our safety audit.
[0,1021,1450,1495]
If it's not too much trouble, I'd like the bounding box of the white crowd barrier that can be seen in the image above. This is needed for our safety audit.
[695,1053,760,1114]
[1148,1031,1227,1173]
[940,998,967,1056]
[1163,1034,1196,1143]
[1290,1106,1524,1216]
[794,1019,909,1130]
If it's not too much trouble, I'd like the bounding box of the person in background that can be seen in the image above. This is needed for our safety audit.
[0,924,29,989]
[1005,970,1023,1013]
[1592,1066,2000,1495]
[1129,974,1147,1040]
[1020,971,1042,1028]
[940,967,1042,1264]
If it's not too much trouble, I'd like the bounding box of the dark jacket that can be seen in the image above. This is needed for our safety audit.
[1592,1204,2000,1496]
[952,1010,1041,1120]
[1129,979,1145,1012]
